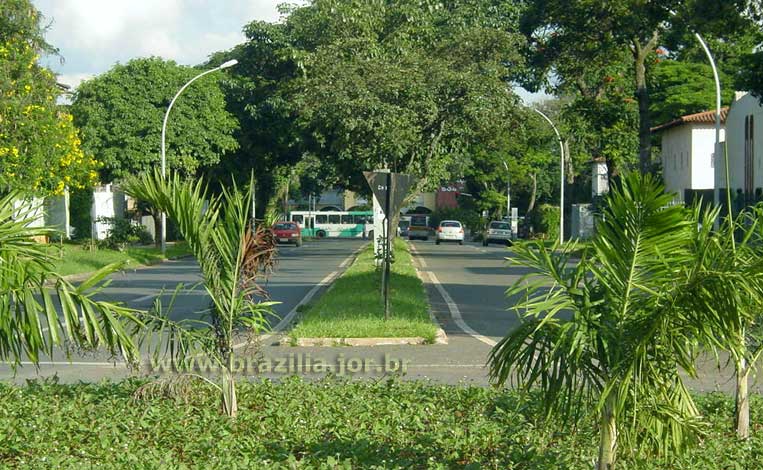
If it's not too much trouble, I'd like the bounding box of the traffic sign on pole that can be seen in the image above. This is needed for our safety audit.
[363,170,418,320]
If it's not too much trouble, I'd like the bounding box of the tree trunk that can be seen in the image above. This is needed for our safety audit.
[597,394,618,470]
[564,140,573,184]
[635,58,651,174]
[632,32,659,174]
[221,366,238,418]
[735,357,750,439]
[152,212,162,249]
[527,173,537,214]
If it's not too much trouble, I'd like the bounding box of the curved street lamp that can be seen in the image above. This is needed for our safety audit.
[532,108,565,243]
[159,59,238,253]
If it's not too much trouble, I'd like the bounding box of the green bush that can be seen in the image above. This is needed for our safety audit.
[96,217,153,250]
[530,204,560,240]
[0,378,760,469]
[68,188,93,240]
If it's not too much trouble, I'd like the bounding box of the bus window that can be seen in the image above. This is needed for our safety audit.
[341,215,354,224]
[316,214,328,224]
[292,214,303,224]
[328,214,340,224]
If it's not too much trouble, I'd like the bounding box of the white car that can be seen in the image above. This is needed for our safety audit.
[436,220,464,245]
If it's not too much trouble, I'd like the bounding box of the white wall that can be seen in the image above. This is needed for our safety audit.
[721,93,763,195]
[660,125,692,201]
[12,197,45,228]
[691,124,725,190]
[91,185,126,240]
[44,192,70,239]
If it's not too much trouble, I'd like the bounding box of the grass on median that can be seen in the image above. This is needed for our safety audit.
[0,377,760,469]
[45,242,191,277]
[289,238,437,341]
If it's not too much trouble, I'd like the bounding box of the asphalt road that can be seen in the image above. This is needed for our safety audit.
[0,238,366,382]
[2,237,757,394]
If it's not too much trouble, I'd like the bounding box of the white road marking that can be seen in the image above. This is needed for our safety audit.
[425,271,498,347]
[13,361,125,367]
[7,360,484,369]
[409,244,427,267]
[133,293,158,303]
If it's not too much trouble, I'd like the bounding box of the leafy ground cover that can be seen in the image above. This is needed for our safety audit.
[289,239,437,341]
[45,242,191,276]
[0,377,759,469]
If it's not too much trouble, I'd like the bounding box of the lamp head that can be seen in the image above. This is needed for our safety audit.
[219,59,238,69]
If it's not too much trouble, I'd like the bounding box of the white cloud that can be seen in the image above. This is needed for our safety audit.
[57,73,95,90]
[33,0,284,89]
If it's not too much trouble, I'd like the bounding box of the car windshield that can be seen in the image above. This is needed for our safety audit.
[398,221,410,228]
[490,222,510,230]
[275,223,296,230]
[410,216,428,226]
[441,221,461,228]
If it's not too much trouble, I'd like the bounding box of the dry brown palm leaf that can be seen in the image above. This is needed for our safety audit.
[240,224,278,299]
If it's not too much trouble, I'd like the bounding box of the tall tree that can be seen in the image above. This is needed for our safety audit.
[205,18,306,215]
[648,59,734,127]
[285,0,527,192]
[0,0,98,194]
[519,0,753,174]
[70,57,239,183]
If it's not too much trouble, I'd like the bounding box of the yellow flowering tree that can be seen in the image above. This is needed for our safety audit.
[0,0,98,195]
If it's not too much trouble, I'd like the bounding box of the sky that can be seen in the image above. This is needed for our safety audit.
[32,0,548,103]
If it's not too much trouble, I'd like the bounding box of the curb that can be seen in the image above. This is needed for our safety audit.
[409,242,449,345]
[289,336,431,347]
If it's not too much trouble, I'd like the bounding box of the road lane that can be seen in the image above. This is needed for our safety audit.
[410,239,520,343]
[0,238,366,381]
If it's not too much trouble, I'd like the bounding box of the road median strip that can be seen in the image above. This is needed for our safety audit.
[285,239,443,346]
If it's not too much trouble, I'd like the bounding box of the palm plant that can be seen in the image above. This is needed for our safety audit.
[691,205,763,439]
[0,193,140,367]
[489,173,728,469]
[121,169,277,417]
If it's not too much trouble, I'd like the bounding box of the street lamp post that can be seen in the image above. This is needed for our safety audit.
[532,108,565,243]
[159,59,238,253]
[695,33,729,220]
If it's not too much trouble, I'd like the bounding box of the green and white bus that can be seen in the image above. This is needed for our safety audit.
[288,210,374,238]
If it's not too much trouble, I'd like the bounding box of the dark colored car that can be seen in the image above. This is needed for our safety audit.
[407,215,430,241]
[272,221,302,246]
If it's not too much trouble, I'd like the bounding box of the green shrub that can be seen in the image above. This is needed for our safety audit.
[0,378,760,469]
[96,217,153,250]
[69,188,93,240]
[530,204,560,240]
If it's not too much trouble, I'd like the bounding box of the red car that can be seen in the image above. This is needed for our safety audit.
[272,221,303,246]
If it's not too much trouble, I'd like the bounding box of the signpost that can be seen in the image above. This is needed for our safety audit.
[364,170,417,320]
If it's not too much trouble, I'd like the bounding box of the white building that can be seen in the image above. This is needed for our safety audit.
[652,108,727,204]
[715,92,762,207]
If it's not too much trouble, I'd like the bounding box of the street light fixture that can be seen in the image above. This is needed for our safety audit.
[695,33,729,219]
[159,59,238,253]
[532,108,565,243]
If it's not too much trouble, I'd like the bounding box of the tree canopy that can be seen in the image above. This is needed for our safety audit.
[518,0,756,173]
[289,0,526,192]
[70,57,239,182]
[0,0,98,195]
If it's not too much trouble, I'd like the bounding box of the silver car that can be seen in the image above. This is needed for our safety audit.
[483,221,512,246]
